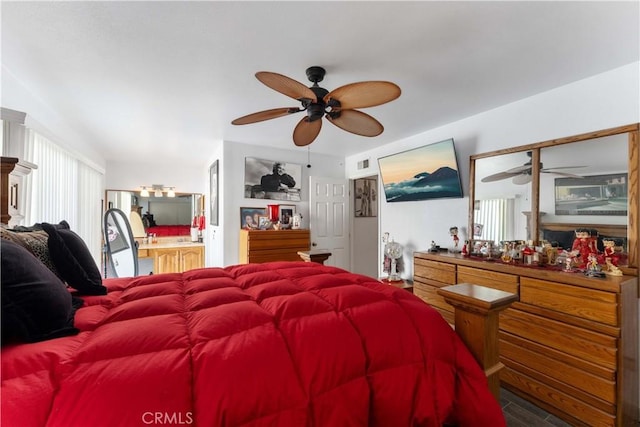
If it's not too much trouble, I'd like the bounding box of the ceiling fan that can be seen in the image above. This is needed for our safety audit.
[231,66,401,147]
[481,151,585,185]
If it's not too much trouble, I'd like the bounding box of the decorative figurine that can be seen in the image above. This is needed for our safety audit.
[461,240,469,256]
[570,228,598,268]
[604,259,623,276]
[544,243,558,265]
[602,238,620,266]
[449,226,460,251]
[584,252,606,278]
[563,255,576,272]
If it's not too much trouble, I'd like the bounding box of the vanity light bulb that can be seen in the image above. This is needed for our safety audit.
[155,189,163,197]
[167,188,176,197]
[140,187,150,197]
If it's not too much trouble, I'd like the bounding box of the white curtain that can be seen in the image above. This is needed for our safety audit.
[24,130,105,265]
[475,198,515,245]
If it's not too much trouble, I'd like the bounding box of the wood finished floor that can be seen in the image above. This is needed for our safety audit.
[500,388,572,427]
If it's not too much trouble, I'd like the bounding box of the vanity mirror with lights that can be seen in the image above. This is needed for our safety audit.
[413,123,638,426]
[104,190,205,274]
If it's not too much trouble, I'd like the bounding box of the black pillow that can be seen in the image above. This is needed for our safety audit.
[1,240,80,345]
[42,223,107,295]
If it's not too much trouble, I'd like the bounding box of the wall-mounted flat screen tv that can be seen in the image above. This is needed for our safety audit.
[377,138,464,202]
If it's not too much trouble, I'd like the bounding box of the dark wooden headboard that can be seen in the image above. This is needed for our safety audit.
[540,222,627,238]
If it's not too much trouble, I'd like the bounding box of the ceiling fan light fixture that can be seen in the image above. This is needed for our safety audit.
[512,174,533,185]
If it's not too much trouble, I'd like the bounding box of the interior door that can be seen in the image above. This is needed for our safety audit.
[309,176,350,270]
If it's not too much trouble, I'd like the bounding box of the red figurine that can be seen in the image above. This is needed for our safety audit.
[570,228,598,269]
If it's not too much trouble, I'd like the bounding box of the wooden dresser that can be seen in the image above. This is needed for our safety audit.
[413,251,638,427]
[239,229,310,263]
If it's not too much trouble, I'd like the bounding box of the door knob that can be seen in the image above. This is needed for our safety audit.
[312,242,317,247]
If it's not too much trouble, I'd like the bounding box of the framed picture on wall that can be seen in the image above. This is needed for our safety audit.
[244,157,302,201]
[209,160,219,225]
[354,178,377,217]
[554,173,627,216]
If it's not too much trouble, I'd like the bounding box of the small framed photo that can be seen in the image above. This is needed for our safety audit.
[240,207,266,229]
[473,223,484,237]
[278,204,296,228]
[258,216,271,230]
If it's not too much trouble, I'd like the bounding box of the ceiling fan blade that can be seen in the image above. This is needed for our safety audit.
[481,171,519,183]
[505,164,532,174]
[541,166,586,171]
[255,72,317,102]
[293,117,322,147]
[326,109,383,137]
[231,107,301,125]
[324,81,401,109]
[542,170,584,178]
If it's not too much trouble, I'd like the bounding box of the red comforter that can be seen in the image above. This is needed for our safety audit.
[2,262,504,426]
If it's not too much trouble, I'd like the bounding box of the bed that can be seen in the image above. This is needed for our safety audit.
[146,224,192,237]
[2,233,506,426]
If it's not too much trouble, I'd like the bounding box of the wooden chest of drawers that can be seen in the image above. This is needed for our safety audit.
[239,229,310,263]
[413,251,638,427]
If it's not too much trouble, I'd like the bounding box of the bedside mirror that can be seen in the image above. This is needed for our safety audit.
[103,208,139,278]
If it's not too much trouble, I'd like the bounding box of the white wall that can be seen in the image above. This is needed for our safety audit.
[345,62,640,279]
[106,159,206,194]
[1,68,106,171]
[217,140,345,267]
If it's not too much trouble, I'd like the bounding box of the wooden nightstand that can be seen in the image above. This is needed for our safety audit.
[380,278,413,293]
[297,250,332,265]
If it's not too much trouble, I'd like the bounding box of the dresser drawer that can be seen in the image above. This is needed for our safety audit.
[501,309,617,370]
[501,367,616,426]
[413,281,454,314]
[457,265,519,294]
[500,336,615,403]
[520,277,618,327]
[414,258,456,284]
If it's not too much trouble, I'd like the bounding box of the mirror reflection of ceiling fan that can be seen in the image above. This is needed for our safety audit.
[481,151,585,185]
[231,66,401,147]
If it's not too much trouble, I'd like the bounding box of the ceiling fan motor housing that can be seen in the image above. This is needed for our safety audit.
[306,85,330,121]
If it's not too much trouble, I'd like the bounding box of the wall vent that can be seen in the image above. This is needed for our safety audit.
[357,159,370,170]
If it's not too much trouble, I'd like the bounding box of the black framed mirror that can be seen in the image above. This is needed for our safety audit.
[103,208,139,278]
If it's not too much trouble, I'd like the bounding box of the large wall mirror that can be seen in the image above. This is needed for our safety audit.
[469,123,639,275]
[105,190,204,237]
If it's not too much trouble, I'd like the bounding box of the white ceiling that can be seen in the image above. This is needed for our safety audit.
[2,1,638,166]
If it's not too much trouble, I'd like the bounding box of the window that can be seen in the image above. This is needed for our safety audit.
[24,129,104,265]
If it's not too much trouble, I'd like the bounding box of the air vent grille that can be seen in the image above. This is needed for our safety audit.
[357,159,370,170]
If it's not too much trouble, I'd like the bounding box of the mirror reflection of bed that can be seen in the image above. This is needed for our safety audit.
[105,190,205,274]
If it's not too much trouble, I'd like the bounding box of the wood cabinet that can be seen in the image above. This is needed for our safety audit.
[239,229,310,263]
[1,156,36,226]
[413,251,638,427]
[138,244,204,274]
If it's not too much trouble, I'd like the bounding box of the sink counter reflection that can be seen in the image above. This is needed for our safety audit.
[137,240,205,274]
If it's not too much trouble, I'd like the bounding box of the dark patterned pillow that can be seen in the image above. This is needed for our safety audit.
[42,223,106,295]
[0,228,60,277]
